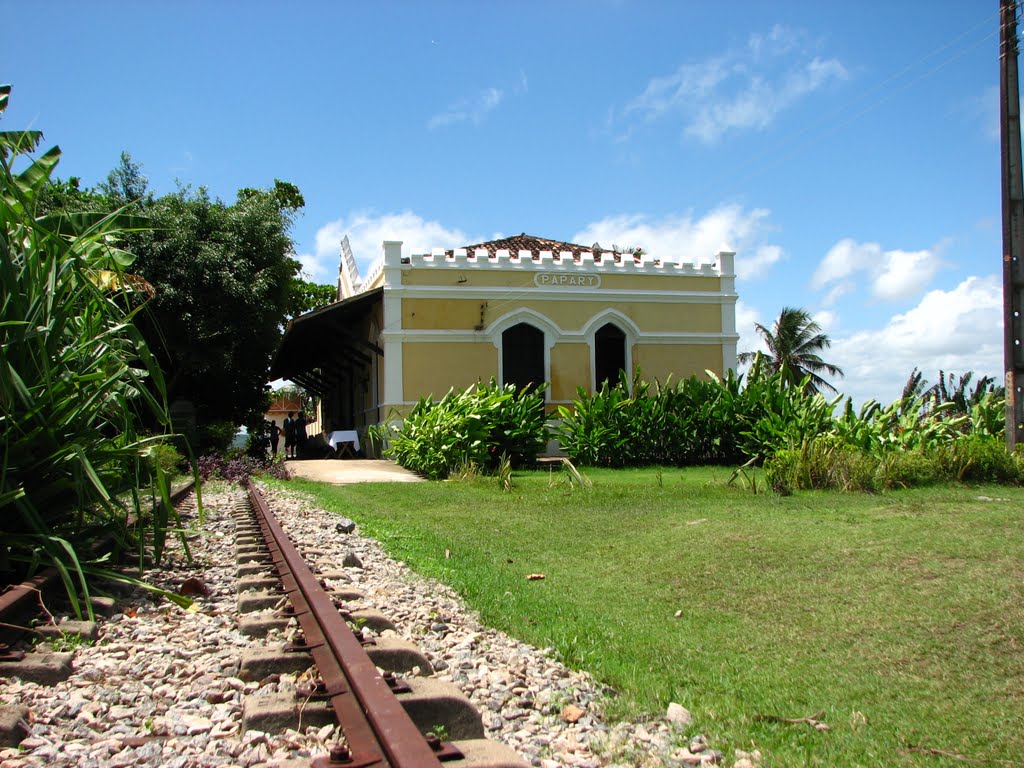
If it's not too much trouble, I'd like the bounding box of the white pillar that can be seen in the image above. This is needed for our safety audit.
[718,251,738,374]
[383,240,403,287]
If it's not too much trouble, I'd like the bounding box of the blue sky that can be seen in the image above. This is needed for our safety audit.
[1,1,1007,406]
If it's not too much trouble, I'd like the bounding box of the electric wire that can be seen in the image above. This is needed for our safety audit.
[709,7,1004,198]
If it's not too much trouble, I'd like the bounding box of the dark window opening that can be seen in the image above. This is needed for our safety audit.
[502,322,545,393]
[595,322,627,389]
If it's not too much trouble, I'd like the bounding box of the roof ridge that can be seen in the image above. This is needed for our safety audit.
[441,233,645,265]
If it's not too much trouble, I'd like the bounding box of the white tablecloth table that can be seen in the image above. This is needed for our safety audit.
[326,430,360,457]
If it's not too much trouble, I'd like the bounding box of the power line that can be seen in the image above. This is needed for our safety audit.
[710,8,1003,196]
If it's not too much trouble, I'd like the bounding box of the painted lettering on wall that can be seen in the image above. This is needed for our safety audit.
[533,273,602,288]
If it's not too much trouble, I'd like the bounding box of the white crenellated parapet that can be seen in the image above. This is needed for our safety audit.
[716,251,736,293]
[361,258,384,290]
[395,244,735,276]
[382,240,404,289]
[342,241,736,299]
[383,240,404,266]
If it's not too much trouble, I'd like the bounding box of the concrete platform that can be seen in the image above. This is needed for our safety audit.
[284,459,423,485]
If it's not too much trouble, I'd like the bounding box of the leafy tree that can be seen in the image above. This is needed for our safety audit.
[128,184,302,445]
[97,151,151,205]
[900,367,931,417]
[288,277,336,316]
[931,370,1002,415]
[737,306,844,395]
[39,161,335,452]
[902,367,929,402]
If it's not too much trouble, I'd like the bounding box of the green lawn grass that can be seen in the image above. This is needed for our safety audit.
[268,467,1024,767]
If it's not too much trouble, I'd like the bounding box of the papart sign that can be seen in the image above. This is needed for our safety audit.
[533,273,601,288]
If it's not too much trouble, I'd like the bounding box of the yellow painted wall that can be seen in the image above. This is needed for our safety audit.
[633,344,723,380]
[402,298,722,333]
[403,299,484,330]
[597,302,720,333]
[550,343,590,401]
[601,274,719,292]
[403,270,534,288]
[402,341,498,400]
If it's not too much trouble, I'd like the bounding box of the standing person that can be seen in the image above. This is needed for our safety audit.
[269,419,281,457]
[296,411,308,456]
[283,412,296,459]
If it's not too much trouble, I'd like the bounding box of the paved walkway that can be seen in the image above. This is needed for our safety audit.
[284,458,424,485]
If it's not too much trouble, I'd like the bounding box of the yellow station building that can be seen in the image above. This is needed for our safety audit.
[271,233,738,452]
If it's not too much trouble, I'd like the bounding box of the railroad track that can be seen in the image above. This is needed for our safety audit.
[236,479,526,768]
[0,481,531,766]
[0,482,197,670]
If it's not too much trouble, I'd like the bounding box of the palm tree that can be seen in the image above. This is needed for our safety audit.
[737,306,844,394]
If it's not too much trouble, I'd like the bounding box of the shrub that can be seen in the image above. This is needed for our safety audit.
[875,451,942,490]
[198,453,290,482]
[554,377,632,467]
[763,438,880,493]
[764,435,1024,493]
[197,419,238,455]
[935,435,1022,484]
[375,380,549,480]
[554,370,753,468]
[554,366,834,469]
[147,443,186,477]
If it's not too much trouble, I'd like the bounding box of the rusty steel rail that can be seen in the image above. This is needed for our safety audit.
[243,479,446,768]
[0,480,197,648]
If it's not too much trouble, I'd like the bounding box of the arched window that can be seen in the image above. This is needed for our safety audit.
[595,322,627,389]
[502,322,545,392]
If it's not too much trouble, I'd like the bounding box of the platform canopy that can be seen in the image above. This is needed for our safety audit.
[270,287,383,396]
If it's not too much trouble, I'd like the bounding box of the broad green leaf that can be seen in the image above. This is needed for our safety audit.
[15,145,61,195]
[0,130,44,156]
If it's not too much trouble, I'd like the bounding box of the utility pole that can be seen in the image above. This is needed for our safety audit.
[1000,0,1024,450]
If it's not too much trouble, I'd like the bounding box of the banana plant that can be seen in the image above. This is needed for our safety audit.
[1,85,187,617]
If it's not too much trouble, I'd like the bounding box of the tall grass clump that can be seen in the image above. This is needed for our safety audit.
[555,358,1021,492]
[370,379,548,479]
[554,369,748,467]
[0,85,187,617]
[763,393,1022,492]
[554,363,834,468]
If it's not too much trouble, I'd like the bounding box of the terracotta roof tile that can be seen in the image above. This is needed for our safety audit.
[442,233,647,264]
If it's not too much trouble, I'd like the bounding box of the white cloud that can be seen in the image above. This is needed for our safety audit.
[813,308,838,333]
[517,69,529,94]
[812,238,943,302]
[748,24,802,59]
[572,204,783,279]
[746,244,784,280]
[428,87,504,129]
[686,58,848,142]
[734,300,765,363]
[822,280,855,306]
[829,275,1003,407]
[872,249,940,301]
[624,26,847,143]
[295,211,471,282]
[812,238,880,289]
